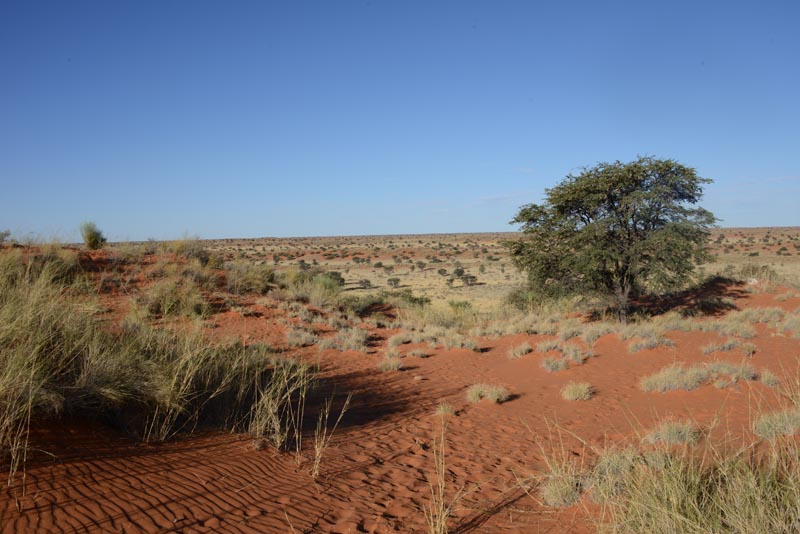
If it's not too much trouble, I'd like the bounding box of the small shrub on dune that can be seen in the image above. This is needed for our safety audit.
[561,343,591,364]
[646,420,700,445]
[753,409,800,439]
[536,340,562,353]
[702,338,739,355]
[139,277,209,319]
[318,327,369,352]
[225,261,275,295]
[739,307,785,324]
[561,382,593,401]
[542,357,568,373]
[741,342,758,356]
[540,459,584,508]
[702,317,756,339]
[558,323,583,342]
[629,337,674,353]
[336,327,370,351]
[706,361,757,382]
[466,383,510,404]
[377,356,404,372]
[640,364,708,392]
[641,362,758,393]
[80,221,107,250]
[387,332,413,347]
[408,349,429,358]
[285,327,318,347]
[618,323,662,341]
[781,314,800,338]
[440,332,479,351]
[582,323,615,344]
[589,447,640,503]
[760,369,779,388]
[508,342,532,359]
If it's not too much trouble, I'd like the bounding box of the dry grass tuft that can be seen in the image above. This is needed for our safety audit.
[646,420,700,445]
[561,382,593,401]
[753,409,800,439]
[542,357,569,373]
[466,383,510,404]
[508,342,533,359]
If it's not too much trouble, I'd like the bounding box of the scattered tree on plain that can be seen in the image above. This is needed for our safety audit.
[506,156,716,321]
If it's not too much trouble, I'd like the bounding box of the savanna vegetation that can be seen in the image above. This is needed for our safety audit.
[1,213,799,533]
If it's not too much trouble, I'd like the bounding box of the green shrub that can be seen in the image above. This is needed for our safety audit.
[79,221,107,250]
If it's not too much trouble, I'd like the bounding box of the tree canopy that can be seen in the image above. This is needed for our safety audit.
[506,156,716,321]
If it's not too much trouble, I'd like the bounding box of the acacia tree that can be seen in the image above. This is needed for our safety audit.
[506,157,716,321]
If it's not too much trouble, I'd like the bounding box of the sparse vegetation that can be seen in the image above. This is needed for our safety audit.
[753,409,800,439]
[508,342,532,359]
[542,357,569,373]
[377,356,404,372]
[646,420,700,445]
[640,362,757,393]
[466,383,509,404]
[561,382,593,401]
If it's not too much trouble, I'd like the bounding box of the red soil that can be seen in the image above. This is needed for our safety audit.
[2,252,800,533]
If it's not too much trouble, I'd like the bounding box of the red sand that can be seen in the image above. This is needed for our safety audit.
[2,251,800,533]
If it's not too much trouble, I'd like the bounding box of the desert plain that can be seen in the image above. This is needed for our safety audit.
[2,226,800,533]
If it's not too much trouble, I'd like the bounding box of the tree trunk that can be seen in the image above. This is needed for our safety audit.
[615,283,631,323]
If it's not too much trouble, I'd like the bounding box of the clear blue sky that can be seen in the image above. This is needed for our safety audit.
[1,1,798,241]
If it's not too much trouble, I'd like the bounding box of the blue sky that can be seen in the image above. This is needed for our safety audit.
[1,1,798,241]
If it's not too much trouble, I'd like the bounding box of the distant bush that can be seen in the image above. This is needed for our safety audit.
[80,221,107,250]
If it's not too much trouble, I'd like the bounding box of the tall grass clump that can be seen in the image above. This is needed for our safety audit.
[645,420,700,445]
[600,443,800,533]
[138,277,209,318]
[225,261,275,295]
[753,409,800,440]
[318,327,369,352]
[0,251,315,483]
[278,269,344,308]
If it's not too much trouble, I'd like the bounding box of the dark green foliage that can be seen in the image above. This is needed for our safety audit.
[506,157,715,321]
[80,221,107,250]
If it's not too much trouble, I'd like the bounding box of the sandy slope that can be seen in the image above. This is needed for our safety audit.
[2,274,799,532]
